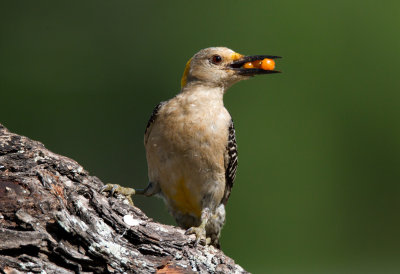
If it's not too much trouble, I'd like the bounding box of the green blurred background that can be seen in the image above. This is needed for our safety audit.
[1,1,400,273]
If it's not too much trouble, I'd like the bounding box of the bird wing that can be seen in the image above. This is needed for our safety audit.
[221,119,238,205]
[144,102,165,145]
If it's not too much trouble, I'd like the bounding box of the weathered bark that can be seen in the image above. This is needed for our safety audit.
[0,124,247,274]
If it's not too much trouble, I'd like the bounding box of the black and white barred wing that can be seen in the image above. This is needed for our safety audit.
[144,102,165,145]
[221,119,238,205]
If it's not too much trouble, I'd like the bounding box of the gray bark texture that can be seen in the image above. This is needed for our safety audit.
[0,123,247,274]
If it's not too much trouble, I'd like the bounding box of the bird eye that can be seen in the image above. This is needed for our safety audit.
[211,55,223,64]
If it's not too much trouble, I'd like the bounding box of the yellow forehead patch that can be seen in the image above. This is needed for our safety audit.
[231,52,243,61]
[181,57,192,88]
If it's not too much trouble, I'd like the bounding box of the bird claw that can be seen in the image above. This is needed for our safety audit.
[185,226,210,246]
[100,184,135,205]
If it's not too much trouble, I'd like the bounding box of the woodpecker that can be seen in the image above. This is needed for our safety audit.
[102,47,280,248]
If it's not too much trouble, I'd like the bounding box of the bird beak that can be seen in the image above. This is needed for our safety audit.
[229,55,282,76]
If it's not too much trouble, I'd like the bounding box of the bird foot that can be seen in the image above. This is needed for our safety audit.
[100,184,135,205]
[185,226,211,246]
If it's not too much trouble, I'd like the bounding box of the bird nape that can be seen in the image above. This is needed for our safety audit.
[102,47,281,248]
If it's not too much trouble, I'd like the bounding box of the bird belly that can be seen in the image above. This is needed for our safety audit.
[145,112,228,222]
[162,176,202,218]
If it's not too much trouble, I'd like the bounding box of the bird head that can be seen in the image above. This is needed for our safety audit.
[181,47,280,91]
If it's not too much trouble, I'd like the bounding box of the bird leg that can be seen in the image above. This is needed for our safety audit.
[100,182,159,205]
[185,208,212,246]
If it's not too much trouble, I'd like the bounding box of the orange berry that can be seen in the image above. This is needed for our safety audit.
[253,60,262,68]
[243,62,254,69]
[260,58,275,71]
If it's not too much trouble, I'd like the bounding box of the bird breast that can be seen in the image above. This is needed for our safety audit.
[146,92,231,175]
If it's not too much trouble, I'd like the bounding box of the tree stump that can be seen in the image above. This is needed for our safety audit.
[0,123,247,273]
